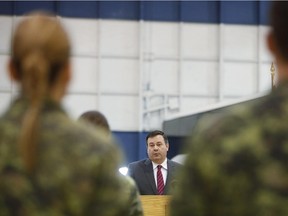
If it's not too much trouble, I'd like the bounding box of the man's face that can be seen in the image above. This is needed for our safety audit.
[147,134,169,164]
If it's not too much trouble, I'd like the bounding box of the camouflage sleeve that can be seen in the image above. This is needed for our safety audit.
[41,125,130,216]
[0,102,142,216]
[120,175,144,216]
[83,135,130,216]
[170,106,288,216]
[170,112,258,216]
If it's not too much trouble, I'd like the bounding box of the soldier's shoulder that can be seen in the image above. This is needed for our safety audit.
[49,113,116,148]
[40,113,123,166]
[123,175,137,186]
[119,175,144,216]
[129,159,146,167]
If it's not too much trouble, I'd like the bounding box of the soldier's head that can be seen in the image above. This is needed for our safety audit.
[8,12,71,173]
[267,1,288,81]
[79,110,111,136]
[146,130,169,164]
[9,12,71,101]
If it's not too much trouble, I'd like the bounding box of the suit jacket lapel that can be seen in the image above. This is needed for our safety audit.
[144,159,157,195]
[164,159,173,194]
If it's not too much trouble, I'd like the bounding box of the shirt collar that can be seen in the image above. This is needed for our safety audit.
[152,158,167,170]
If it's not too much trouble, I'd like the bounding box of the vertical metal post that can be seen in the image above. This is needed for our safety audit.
[96,19,102,109]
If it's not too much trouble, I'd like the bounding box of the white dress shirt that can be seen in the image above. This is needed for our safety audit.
[152,158,168,187]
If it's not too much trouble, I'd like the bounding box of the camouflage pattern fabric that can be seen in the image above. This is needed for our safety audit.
[171,83,288,216]
[121,175,144,216]
[0,97,140,216]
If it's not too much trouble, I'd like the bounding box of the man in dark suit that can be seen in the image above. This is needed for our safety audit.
[128,130,182,195]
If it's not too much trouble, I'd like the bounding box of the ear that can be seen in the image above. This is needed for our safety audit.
[267,31,277,56]
[7,59,20,81]
[57,61,71,88]
[166,143,169,151]
[62,62,71,84]
[49,61,72,102]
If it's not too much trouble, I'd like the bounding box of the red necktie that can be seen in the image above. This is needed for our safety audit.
[157,165,164,195]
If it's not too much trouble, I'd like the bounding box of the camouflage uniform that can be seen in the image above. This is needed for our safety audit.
[0,97,142,216]
[171,82,288,216]
[121,175,144,216]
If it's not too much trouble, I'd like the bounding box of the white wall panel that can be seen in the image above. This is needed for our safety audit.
[12,81,20,93]
[62,18,98,56]
[145,95,165,108]
[101,58,139,94]
[62,94,98,119]
[144,111,164,130]
[223,25,258,61]
[148,22,179,58]
[101,20,139,56]
[0,55,11,90]
[0,93,11,115]
[223,62,257,96]
[182,23,219,60]
[100,95,139,131]
[0,16,12,53]
[68,57,98,93]
[181,97,218,114]
[148,60,179,94]
[182,61,218,95]
[0,15,275,132]
[219,97,250,104]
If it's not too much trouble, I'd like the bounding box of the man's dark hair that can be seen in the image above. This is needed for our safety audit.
[270,1,288,61]
[146,130,169,145]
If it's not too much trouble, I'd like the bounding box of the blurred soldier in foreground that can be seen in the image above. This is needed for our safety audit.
[79,110,144,216]
[0,12,130,215]
[171,2,288,216]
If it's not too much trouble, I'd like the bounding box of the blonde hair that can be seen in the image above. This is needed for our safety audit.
[11,12,70,173]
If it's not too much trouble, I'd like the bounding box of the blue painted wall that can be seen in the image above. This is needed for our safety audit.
[0,1,271,25]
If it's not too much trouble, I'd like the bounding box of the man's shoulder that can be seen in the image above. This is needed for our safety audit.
[168,159,183,168]
[127,159,148,178]
[51,116,117,149]
[129,159,149,166]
